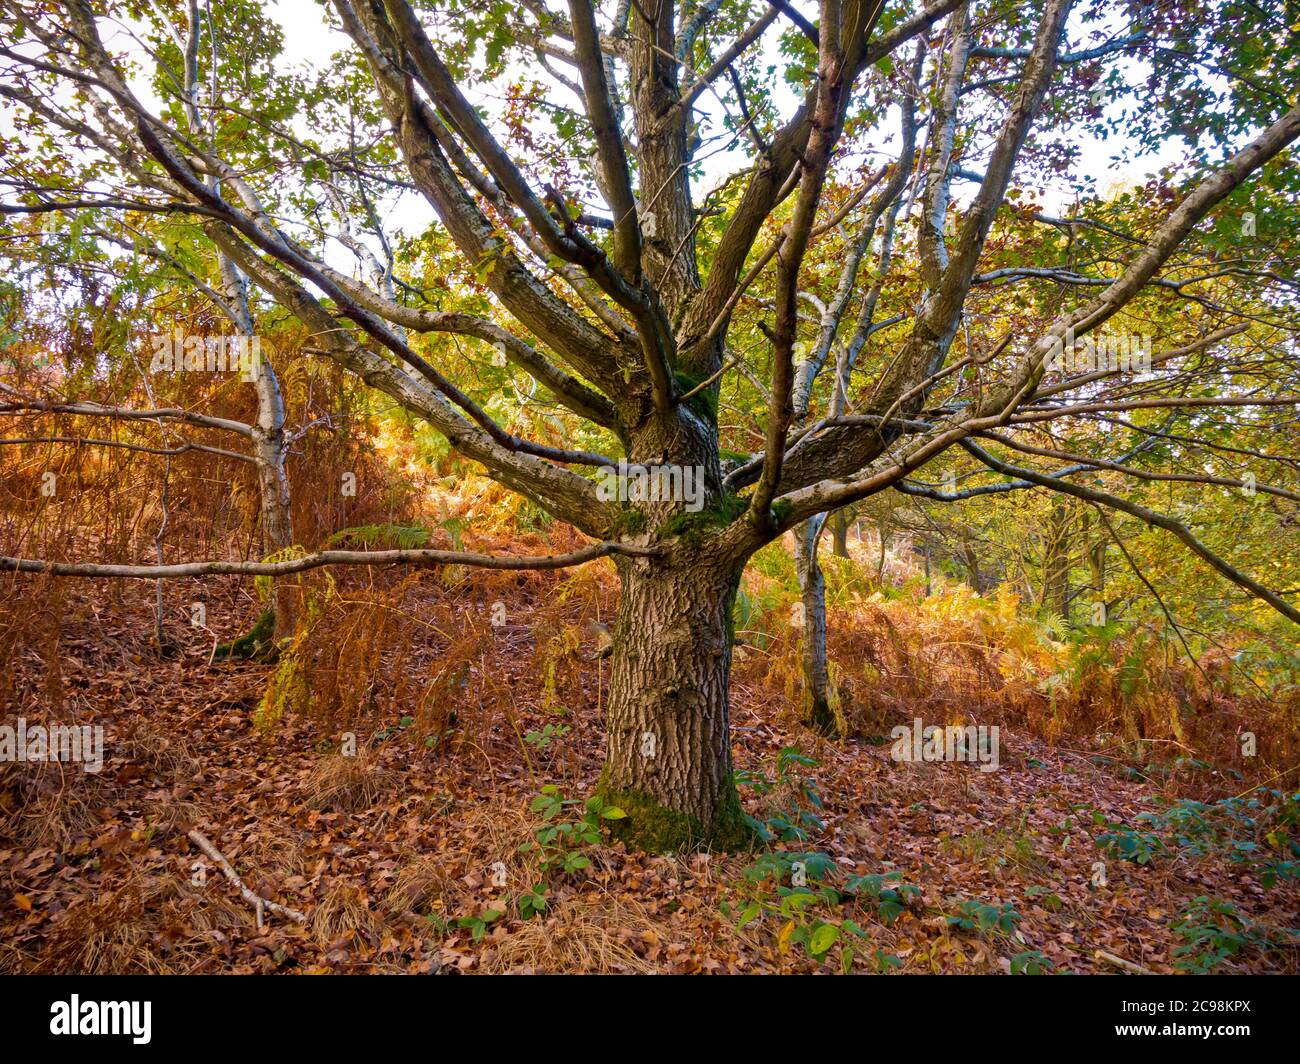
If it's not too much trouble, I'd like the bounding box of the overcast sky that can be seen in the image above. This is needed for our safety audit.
[254,0,1183,247]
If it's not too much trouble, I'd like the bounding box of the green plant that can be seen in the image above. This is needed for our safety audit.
[1010,949,1054,974]
[843,871,922,925]
[1024,885,1065,911]
[324,523,431,549]
[523,723,571,749]
[251,546,311,605]
[514,785,625,919]
[946,900,1021,938]
[516,888,548,921]
[740,849,837,887]
[731,584,777,650]
[1171,895,1295,974]
[1087,791,1300,884]
[1096,823,1167,864]
[213,607,277,662]
[722,851,920,972]
[453,906,504,942]
[735,747,824,843]
[1158,792,1300,886]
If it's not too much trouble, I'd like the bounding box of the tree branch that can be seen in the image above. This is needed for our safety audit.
[961,438,1300,625]
[1,541,658,580]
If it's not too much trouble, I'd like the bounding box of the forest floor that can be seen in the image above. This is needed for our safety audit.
[2,563,1298,975]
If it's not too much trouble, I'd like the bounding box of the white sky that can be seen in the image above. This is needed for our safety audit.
[254,0,1183,251]
[0,0,1188,282]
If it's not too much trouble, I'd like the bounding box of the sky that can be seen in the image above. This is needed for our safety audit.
[252,0,1185,253]
[0,0,1189,287]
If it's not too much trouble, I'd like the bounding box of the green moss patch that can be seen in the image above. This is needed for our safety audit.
[214,608,277,662]
[598,781,757,853]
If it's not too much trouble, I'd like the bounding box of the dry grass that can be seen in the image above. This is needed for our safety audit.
[384,855,453,915]
[0,720,207,849]
[301,748,393,813]
[737,574,1300,794]
[477,891,664,974]
[420,799,696,973]
[247,831,308,884]
[32,882,167,974]
[29,870,246,975]
[119,726,201,783]
[312,879,382,947]
[456,800,543,868]
[0,758,108,848]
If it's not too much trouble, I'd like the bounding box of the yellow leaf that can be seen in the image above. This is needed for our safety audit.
[777,919,796,955]
[13,893,33,912]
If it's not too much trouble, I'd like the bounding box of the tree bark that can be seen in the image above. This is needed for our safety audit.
[251,357,293,556]
[961,533,986,593]
[219,250,296,642]
[829,508,851,558]
[250,379,296,644]
[794,515,837,736]
[1039,499,1071,621]
[600,551,752,851]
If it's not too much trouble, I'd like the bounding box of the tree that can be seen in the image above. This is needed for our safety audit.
[0,208,299,645]
[1,0,1298,849]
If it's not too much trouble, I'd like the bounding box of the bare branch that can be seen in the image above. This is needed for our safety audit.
[1,541,658,580]
[0,401,254,437]
[961,438,1300,626]
[0,435,254,463]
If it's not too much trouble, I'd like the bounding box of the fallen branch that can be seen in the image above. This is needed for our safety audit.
[187,829,307,928]
[1,540,657,580]
[1093,949,1155,975]
[0,435,255,462]
[0,400,254,437]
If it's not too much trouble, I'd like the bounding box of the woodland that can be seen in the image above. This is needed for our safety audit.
[0,0,1298,977]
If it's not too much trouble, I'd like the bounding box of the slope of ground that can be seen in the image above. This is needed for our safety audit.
[1,563,1297,975]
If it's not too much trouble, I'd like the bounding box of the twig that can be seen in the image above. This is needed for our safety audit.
[188,829,307,927]
[1094,949,1154,975]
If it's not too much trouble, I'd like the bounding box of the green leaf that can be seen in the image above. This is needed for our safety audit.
[878,899,905,924]
[809,923,839,956]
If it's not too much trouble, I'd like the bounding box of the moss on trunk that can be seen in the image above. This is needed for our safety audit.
[599,777,757,853]
[213,608,278,662]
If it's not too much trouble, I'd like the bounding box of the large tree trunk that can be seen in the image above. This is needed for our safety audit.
[600,552,752,852]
